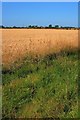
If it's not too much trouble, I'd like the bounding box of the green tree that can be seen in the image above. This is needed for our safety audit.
[13,26,17,28]
[55,25,59,28]
[48,24,52,28]
[28,25,32,28]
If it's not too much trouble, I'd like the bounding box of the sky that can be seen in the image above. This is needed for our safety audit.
[0,2,2,25]
[2,2,78,27]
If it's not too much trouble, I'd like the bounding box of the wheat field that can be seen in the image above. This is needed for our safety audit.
[2,29,78,67]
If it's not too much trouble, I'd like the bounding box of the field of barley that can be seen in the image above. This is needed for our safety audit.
[2,29,78,67]
[2,29,79,119]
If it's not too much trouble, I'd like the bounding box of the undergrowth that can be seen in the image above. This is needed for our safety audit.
[2,48,79,119]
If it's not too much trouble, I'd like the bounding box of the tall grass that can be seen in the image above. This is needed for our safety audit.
[2,48,78,118]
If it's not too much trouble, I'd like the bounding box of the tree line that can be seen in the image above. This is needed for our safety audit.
[0,24,78,30]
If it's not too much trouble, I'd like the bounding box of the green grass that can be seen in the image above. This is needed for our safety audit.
[2,49,78,118]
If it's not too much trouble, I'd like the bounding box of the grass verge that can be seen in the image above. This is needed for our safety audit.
[2,48,78,118]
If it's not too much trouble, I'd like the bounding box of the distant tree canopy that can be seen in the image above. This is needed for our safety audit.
[54,25,59,28]
[28,25,32,28]
[28,25,38,28]
[13,26,17,28]
[48,24,52,28]
[1,25,78,29]
[2,25,5,28]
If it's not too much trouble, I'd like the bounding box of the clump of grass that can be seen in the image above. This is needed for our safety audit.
[2,48,78,118]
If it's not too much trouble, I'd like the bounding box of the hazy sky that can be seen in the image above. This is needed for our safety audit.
[2,2,78,27]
